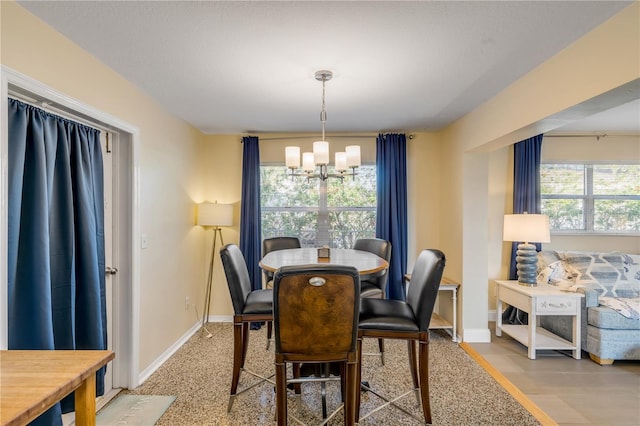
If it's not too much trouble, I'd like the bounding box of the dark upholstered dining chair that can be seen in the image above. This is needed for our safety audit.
[356,249,445,424]
[353,238,391,364]
[273,264,360,426]
[220,244,274,412]
[262,236,302,288]
[353,238,391,299]
[262,236,302,349]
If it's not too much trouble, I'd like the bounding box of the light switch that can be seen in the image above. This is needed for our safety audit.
[141,234,149,249]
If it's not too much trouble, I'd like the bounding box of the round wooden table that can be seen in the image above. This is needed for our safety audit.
[259,247,388,276]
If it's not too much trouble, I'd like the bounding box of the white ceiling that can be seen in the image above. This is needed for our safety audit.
[17,1,639,135]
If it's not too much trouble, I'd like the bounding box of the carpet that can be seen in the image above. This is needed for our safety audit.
[96,395,176,425]
[125,323,543,425]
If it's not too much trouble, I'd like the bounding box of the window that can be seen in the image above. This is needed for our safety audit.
[540,163,640,233]
[260,165,377,248]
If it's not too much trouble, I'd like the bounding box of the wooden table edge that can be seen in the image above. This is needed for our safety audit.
[1,350,115,426]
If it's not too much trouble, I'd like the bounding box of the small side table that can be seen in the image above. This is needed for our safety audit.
[495,279,584,360]
[405,274,459,342]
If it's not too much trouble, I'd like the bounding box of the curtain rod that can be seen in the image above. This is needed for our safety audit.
[8,93,111,135]
[241,134,377,142]
[241,134,416,142]
[543,133,640,140]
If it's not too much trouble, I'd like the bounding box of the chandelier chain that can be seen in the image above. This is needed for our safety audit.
[320,75,327,140]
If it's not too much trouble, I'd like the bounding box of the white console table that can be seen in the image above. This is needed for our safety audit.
[495,279,584,360]
[405,275,459,342]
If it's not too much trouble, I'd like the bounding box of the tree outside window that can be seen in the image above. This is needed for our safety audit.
[260,165,377,247]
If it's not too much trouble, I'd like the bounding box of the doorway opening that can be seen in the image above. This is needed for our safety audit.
[1,67,141,402]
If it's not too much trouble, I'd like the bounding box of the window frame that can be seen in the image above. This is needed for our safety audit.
[540,161,640,235]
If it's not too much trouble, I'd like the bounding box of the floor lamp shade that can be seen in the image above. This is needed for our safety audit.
[197,202,233,227]
[503,214,551,286]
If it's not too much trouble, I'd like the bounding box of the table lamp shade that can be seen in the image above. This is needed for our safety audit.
[197,202,233,227]
[503,214,551,286]
[503,214,551,243]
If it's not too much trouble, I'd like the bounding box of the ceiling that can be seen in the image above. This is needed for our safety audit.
[17,1,639,135]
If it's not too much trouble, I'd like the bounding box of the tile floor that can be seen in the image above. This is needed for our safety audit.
[469,324,640,426]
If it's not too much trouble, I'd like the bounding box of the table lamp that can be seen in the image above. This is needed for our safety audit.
[197,201,233,327]
[503,213,551,286]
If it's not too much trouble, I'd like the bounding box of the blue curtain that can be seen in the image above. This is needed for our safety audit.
[376,133,408,301]
[8,99,107,425]
[239,136,262,292]
[504,134,543,325]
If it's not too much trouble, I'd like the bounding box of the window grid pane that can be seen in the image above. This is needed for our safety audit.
[593,165,640,195]
[540,164,585,195]
[541,163,639,234]
[594,199,640,232]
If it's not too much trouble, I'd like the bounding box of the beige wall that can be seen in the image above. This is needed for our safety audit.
[199,134,243,317]
[259,133,377,165]
[1,1,207,372]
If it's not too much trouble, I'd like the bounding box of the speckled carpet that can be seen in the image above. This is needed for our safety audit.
[115,323,541,425]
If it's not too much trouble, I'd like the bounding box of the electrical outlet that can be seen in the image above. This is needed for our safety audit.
[185,296,190,310]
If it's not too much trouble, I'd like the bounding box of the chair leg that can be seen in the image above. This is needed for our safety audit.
[275,360,288,426]
[241,322,250,368]
[355,336,363,422]
[228,321,244,412]
[378,338,385,365]
[407,340,420,404]
[345,359,357,426]
[266,321,273,350]
[418,337,432,424]
[292,363,302,395]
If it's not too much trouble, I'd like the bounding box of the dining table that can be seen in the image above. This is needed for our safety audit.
[260,246,388,420]
[0,349,115,426]
[259,247,389,276]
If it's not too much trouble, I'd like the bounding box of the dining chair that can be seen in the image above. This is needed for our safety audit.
[262,236,302,288]
[356,248,446,424]
[353,238,391,364]
[262,236,302,349]
[273,264,360,426]
[220,244,274,412]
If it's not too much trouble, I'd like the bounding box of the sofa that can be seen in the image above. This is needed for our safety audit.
[536,250,640,365]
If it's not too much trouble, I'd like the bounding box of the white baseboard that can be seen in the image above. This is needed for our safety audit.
[462,328,491,343]
[208,315,232,323]
[137,321,201,385]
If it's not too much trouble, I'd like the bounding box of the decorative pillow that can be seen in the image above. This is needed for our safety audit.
[537,260,578,286]
[598,296,640,320]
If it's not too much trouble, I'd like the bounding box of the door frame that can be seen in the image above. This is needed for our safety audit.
[0,66,141,388]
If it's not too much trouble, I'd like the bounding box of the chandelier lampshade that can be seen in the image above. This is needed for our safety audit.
[285,70,361,182]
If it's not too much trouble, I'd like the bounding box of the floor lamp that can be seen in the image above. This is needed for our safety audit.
[197,202,233,328]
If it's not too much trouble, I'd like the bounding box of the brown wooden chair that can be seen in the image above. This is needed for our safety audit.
[356,249,446,424]
[220,244,274,412]
[273,264,360,426]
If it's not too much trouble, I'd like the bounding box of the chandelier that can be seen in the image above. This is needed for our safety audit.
[285,70,361,181]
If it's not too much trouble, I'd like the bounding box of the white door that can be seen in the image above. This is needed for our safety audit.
[101,131,116,399]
